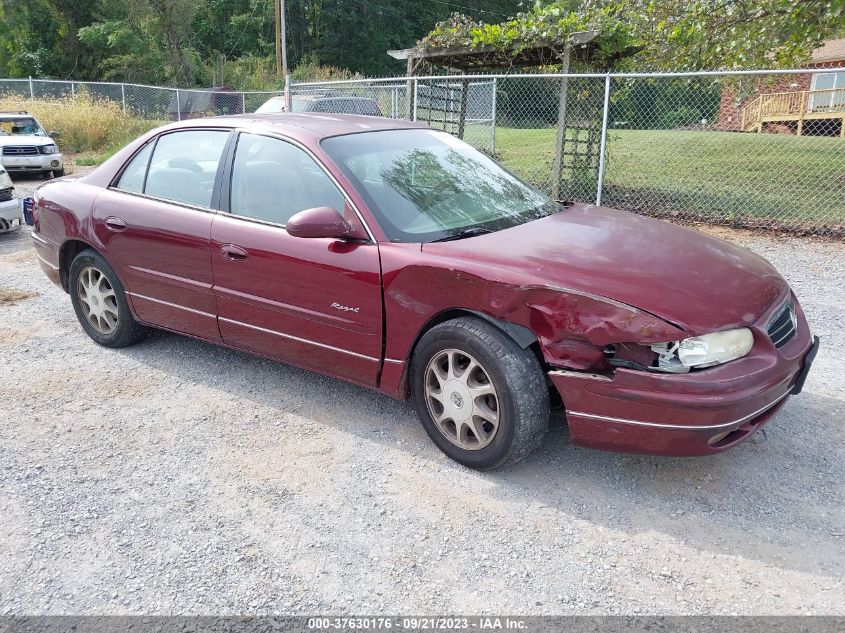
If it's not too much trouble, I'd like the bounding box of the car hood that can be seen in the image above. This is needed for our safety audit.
[0,135,52,146]
[422,204,787,335]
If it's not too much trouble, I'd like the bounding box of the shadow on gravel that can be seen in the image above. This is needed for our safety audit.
[120,328,844,579]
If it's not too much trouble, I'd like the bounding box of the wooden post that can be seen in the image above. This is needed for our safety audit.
[457,78,469,139]
[274,0,282,78]
[405,56,415,120]
[551,44,572,200]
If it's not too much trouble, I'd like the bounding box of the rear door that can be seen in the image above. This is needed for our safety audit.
[93,128,231,341]
[209,131,383,385]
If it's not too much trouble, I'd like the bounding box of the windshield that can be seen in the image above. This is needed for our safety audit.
[0,117,46,136]
[321,129,559,242]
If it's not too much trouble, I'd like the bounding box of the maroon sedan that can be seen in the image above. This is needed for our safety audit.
[29,114,819,469]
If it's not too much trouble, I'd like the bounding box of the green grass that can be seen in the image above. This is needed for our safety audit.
[494,127,845,232]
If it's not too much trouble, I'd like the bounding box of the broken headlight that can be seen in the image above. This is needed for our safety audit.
[651,328,754,373]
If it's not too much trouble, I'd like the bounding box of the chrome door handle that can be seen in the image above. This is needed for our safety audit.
[104,216,127,232]
[220,243,248,261]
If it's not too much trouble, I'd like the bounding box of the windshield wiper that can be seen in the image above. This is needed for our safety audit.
[429,227,494,243]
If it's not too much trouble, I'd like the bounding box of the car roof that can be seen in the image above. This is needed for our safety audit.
[0,112,34,118]
[162,112,427,142]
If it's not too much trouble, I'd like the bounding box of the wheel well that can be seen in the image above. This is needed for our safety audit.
[58,240,93,292]
[399,309,547,398]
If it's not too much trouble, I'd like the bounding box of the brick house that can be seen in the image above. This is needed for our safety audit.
[717,38,845,136]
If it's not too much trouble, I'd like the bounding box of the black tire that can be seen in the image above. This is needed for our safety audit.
[410,317,549,470]
[69,248,148,348]
[54,168,65,177]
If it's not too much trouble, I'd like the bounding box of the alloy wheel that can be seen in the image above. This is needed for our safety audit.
[424,348,500,450]
[77,266,119,335]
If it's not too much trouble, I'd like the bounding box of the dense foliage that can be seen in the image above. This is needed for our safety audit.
[421,1,840,71]
[0,0,521,86]
[0,1,839,87]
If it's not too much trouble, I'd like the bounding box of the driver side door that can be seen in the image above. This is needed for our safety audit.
[210,132,383,386]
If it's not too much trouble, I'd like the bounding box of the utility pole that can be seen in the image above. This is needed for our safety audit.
[274,0,282,78]
[275,0,288,78]
[275,0,291,110]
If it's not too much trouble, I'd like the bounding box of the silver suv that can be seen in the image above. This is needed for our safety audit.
[0,112,64,178]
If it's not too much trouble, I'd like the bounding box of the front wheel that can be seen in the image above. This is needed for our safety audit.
[69,249,148,347]
[411,317,549,470]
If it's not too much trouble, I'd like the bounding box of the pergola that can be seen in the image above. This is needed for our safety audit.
[388,33,639,199]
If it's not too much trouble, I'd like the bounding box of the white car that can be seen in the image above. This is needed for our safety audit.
[0,112,64,178]
[0,165,23,233]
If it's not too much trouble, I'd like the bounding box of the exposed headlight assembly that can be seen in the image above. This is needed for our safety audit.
[39,144,59,155]
[651,328,754,373]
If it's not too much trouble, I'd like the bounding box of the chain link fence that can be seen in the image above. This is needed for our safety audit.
[1,70,843,236]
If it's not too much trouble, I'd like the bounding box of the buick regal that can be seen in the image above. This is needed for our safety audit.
[29,114,819,469]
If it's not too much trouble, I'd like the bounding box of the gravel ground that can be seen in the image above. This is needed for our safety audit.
[1,171,843,615]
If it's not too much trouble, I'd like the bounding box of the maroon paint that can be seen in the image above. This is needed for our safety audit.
[286,206,356,239]
[30,114,816,458]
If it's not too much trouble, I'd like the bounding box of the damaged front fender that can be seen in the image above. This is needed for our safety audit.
[523,286,688,371]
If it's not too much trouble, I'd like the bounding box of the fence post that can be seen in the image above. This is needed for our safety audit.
[121,84,126,113]
[241,91,247,114]
[413,78,418,121]
[176,89,181,121]
[284,74,292,111]
[491,77,497,152]
[28,76,34,99]
[595,74,612,207]
[71,82,75,97]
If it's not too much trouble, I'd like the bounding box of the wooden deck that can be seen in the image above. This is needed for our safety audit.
[741,88,845,136]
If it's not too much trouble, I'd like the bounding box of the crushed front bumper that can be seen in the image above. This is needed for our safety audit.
[550,297,818,456]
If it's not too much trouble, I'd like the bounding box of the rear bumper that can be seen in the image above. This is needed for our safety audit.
[31,230,61,285]
[550,298,818,457]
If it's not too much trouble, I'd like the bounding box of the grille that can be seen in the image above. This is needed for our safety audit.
[767,299,797,349]
[2,146,39,156]
[0,188,13,202]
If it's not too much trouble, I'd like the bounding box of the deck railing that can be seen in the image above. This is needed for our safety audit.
[741,87,845,130]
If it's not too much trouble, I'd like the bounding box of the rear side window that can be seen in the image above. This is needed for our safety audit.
[116,142,154,193]
[144,130,229,208]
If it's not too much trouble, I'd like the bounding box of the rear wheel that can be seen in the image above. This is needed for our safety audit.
[411,317,549,470]
[69,249,148,347]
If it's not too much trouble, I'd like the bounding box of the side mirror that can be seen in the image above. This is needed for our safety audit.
[48,131,60,139]
[286,206,353,239]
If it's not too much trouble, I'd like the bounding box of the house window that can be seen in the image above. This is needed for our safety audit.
[809,71,845,111]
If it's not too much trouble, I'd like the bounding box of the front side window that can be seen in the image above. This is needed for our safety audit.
[321,129,559,242]
[144,130,229,208]
[229,133,345,225]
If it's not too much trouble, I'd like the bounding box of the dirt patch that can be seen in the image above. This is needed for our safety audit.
[0,328,29,345]
[5,249,37,264]
[0,287,38,304]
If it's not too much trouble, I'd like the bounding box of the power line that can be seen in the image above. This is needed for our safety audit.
[224,0,264,59]
[342,0,513,22]
[424,0,513,20]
